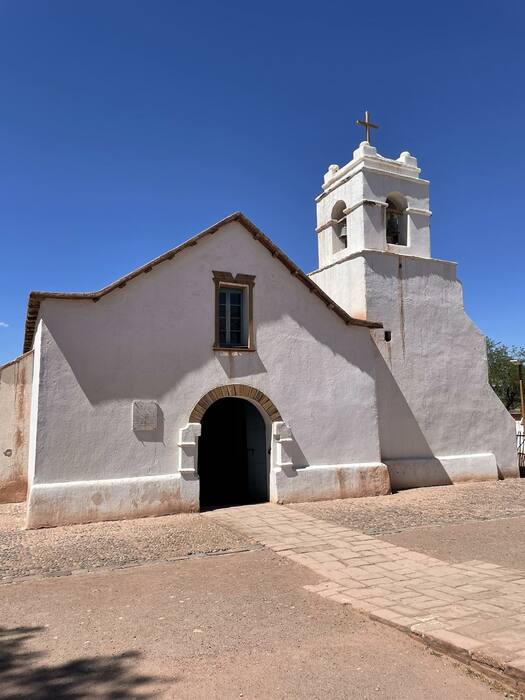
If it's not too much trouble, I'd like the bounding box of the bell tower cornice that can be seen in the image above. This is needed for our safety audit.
[314,130,432,267]
[316,142,427,203]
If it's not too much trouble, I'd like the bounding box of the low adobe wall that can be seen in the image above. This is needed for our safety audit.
[0,351,33,502]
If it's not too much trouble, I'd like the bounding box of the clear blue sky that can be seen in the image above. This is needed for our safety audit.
[0,0,523,365]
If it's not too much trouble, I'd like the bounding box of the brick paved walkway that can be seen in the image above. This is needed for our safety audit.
[209,503,525,688]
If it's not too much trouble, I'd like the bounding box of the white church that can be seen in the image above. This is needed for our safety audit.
[0,119,517,528]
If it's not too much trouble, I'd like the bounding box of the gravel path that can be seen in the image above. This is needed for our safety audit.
[0,503,252,583]
[290,480,525,535]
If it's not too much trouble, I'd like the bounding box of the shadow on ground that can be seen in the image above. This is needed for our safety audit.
[0,626,164,699]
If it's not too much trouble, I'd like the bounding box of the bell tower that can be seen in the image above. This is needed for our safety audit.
[310,113,432,321]
[315,140,431,269]
[310,115,516,488]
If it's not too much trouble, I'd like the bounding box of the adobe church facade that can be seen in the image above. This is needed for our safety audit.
[0,136,517,528]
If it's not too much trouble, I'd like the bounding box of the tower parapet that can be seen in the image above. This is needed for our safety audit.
[315,141,431,268]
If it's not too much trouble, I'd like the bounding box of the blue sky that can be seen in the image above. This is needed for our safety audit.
[0,0,523,365]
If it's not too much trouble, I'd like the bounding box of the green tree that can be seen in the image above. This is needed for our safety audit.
[486,338,525,410]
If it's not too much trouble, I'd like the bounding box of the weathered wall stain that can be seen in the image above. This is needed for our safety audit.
[397,259,406,358]
[0,352,33,503]
[27,480,197,528]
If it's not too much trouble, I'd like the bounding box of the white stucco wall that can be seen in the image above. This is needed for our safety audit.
[26,221,389,527]
[0,351,33,502]
[308,255,368,321]
[312,250,517,486]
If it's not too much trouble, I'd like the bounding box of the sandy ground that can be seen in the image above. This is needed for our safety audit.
[291,480,525,536]
[0,503,253,582]
[0,548,503,699]
[382,514,525,569]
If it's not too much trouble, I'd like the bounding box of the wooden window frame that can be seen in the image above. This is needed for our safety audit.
[212,271,255,352]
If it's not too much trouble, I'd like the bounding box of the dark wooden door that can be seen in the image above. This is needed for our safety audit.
[198,398,268,509]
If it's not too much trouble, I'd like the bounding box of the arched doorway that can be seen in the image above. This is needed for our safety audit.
[198,397,268,509]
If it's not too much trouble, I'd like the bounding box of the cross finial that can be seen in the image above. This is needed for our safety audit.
[356,110,379,145]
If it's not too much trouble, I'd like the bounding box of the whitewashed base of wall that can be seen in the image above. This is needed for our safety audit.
[25,463,391,529]
[271,463,391,503]
[24,454,503,529]
[386,452,500,490]
[25,473,199,529]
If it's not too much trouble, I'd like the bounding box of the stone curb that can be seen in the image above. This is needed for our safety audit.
[367,608,525,696]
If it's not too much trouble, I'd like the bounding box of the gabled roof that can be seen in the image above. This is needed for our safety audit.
[23,212,381,352]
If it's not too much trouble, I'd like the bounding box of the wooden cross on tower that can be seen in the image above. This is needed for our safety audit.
[356,110,379,145]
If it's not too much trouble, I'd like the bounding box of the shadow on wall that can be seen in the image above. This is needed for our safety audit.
[278,428,309,473]
[42,286,376,406]
[215,352,267,379]
[374,349,453,487]
[37,230,382,475]
[0,626,164,699]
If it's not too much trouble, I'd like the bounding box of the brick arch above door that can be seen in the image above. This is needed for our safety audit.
[189,384,282,423]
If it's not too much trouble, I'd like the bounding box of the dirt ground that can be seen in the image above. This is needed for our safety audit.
[0,549,503,699]
[3,482,525,697]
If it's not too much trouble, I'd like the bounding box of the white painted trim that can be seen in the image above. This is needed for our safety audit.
[363,164,428,185]
[315,219,337,234]
[178,423,202,475]
[406,207,432,217]
[316,199,389,232]
[272,421,295,469]
[27,321,43,489]
[344,199,388,215]
[309,249,457,276]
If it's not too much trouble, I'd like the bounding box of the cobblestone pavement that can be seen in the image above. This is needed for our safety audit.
[290,480,525,535]
[209,502,525,691]
[0,503,252,582]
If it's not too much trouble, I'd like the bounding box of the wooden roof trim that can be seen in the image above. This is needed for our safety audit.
[23,212,381,352]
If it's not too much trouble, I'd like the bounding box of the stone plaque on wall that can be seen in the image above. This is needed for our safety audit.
[132,401,158,431]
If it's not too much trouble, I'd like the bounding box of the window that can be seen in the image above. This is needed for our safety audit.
[213,271,255,351]
[386,194,407,246]
[219,287,244,346]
